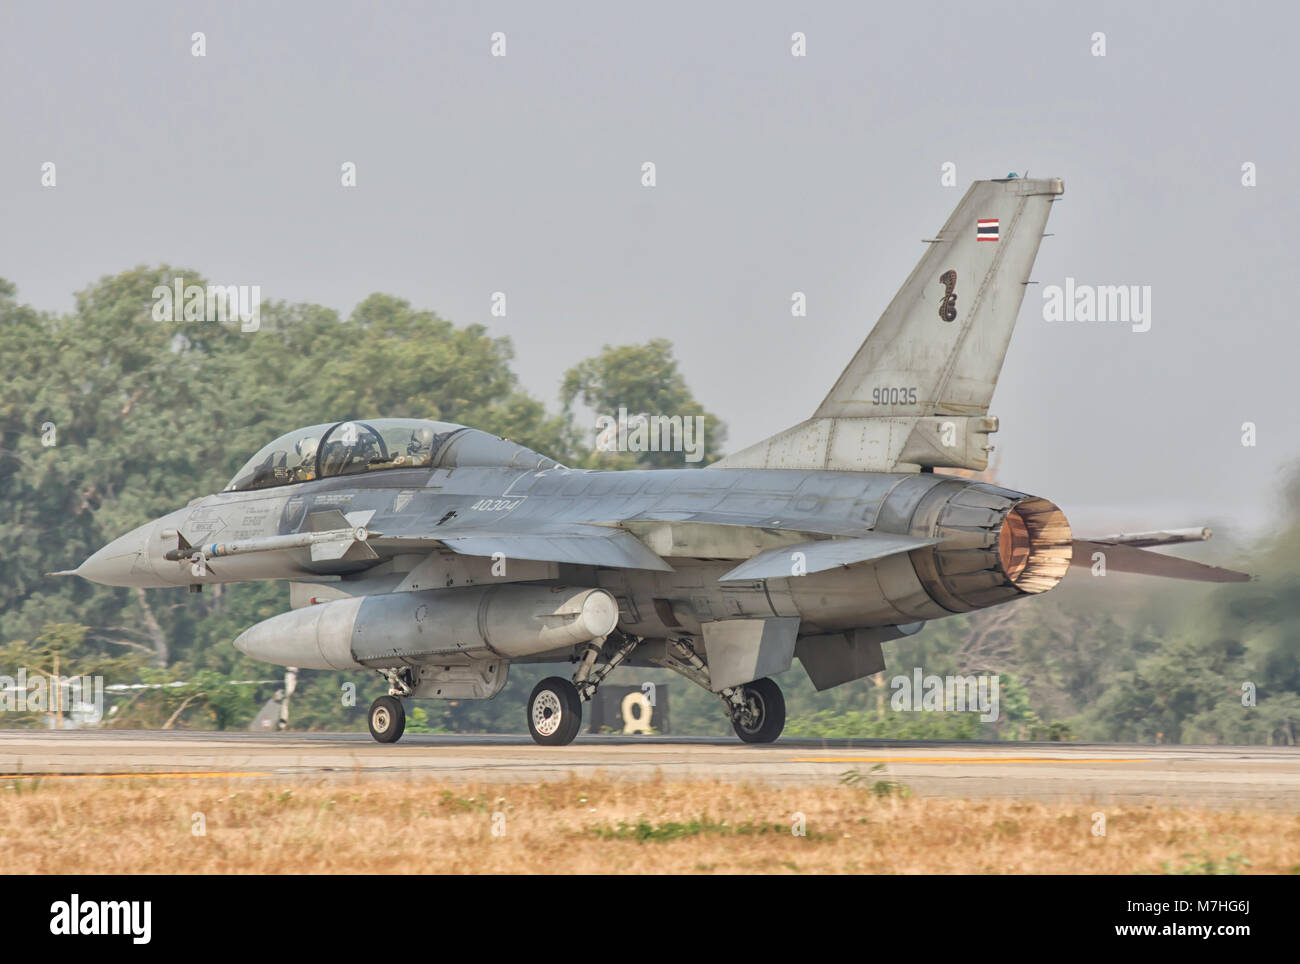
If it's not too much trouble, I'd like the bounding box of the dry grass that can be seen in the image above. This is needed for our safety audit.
[2,774,1297,874]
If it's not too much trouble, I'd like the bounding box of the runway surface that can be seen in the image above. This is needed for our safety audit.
[2,730,1298,808]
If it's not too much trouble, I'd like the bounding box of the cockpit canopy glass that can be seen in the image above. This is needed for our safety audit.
[225,418,556,492]
[226,418,461,491]
[225,422,336,492]
[316,418,457,478]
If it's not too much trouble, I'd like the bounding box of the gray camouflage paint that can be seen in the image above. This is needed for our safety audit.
[69,179,1247,697]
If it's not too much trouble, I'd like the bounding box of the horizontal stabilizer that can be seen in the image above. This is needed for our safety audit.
[719,533,939,583]
[1070,540,1250,583]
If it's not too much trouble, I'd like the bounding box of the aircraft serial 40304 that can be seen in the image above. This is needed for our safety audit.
[63,177,1249,745]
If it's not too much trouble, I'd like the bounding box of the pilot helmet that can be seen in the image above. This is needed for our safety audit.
[408,426,436,454]
[295,436,319,461]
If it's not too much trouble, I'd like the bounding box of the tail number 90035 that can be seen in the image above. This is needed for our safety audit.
[872,387,918,406]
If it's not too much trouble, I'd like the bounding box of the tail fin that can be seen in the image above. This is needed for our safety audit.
[713,177,1063,472]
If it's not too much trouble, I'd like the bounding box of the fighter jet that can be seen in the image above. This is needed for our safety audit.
[63,177,1250,745]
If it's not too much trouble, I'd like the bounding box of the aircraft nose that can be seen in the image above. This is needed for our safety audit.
[75,523,156,587]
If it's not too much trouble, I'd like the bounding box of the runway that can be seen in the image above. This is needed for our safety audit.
[2,730,1297,808]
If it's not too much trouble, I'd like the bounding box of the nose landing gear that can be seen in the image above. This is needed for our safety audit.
[368,694,406,743]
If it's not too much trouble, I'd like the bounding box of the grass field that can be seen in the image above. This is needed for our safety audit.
[3,774,1297,874]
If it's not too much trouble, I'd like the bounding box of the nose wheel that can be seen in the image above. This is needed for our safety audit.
[527,677,582,746]
[729,677,785,744]
[368,695,406,743]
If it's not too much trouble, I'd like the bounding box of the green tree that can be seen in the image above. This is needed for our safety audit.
[561,339,726,468]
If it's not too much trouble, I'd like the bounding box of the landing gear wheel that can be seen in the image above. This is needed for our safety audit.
[731,677,785,744]
[527,677,582,746]
[368,695,406,744]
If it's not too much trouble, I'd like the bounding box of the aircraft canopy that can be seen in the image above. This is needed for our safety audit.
[226,418,557,492]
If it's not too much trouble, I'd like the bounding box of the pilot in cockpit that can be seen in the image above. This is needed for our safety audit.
[406,426,437,467]
[291,436,318,482]
[366,427,434,471]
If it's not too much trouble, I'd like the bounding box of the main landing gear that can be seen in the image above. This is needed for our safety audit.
[519,635,789,747]
[653,637,786,744]
[526,677,583,745]
[524,634,640,746]
[726,677,786,744]
[363,635,788,747]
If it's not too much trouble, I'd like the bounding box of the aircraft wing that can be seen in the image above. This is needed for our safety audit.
[718,533,939,582]
[441,529,673,571]
[1070,538,1250,583]
[370,524,674,572]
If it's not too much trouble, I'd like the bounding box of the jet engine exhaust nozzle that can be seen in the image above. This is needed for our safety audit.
[996,497,1073,594]
[909,482,1072,612]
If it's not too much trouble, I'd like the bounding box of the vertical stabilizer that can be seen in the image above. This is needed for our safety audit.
[712,177,1063,472]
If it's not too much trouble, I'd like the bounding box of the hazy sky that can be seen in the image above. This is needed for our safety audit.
[3,0,1296,541]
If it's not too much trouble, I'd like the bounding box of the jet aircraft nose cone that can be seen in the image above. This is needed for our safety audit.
[76,524,155,587]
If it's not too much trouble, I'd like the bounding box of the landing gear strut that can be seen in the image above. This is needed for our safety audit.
[652,638,787,744]
[524,634,642,746]
[366,668,414,744]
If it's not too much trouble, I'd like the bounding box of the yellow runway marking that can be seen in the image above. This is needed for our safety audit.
[0,771,268,780]
[789,757,1149,764]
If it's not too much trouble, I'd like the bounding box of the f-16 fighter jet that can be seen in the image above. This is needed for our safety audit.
[63,177,1249,745]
